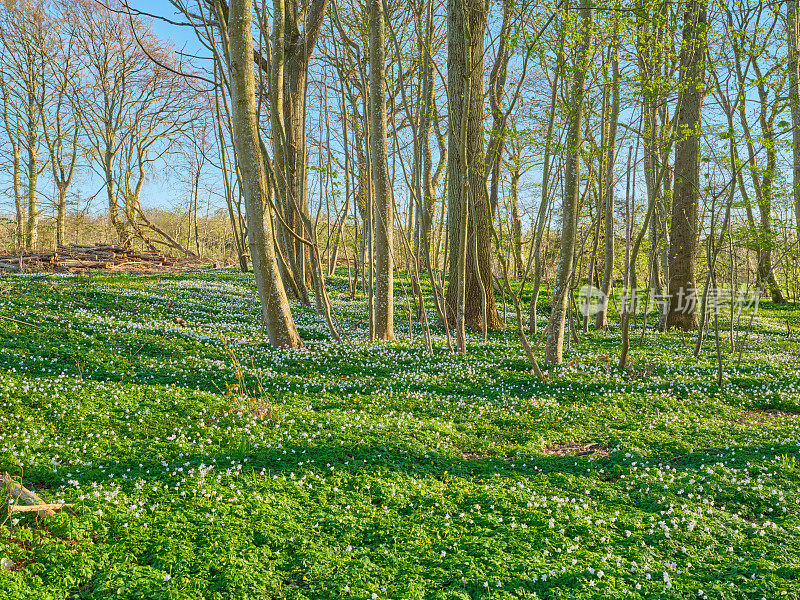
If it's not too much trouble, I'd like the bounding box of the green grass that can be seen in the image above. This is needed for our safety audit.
[0,271,799,599]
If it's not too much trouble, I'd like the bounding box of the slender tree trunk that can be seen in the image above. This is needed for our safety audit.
[487,0,511,218]
[12,146,23,251]
[618,150,633,369]
[284,54,311,289]
[545,0,592,365]
[56,183,67,247]
[510,170,523,279]
[596,18,619,331]
[264,0,328,297]
[418,0,438,281]
[228,0,302,349]
[370,0,394,341]
[25,131,37,250]
[791,0,800,243]
[754,137,786,303]
[638,2,667,312]
[327,84,350,278]
[104,152,128,245]
[213,58,248,271]
[530,26,563,335]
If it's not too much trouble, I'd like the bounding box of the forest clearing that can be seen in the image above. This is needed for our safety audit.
[0,270,799,599]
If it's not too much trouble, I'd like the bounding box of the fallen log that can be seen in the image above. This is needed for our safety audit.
[0,243,202,273]
[8,503,73,513]
[3,472,70,517]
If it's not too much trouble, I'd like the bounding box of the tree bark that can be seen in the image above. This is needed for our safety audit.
[791,0,800,243]
[530,23,563,336]
[487,0,511,218]
[510,169,523,279]
[444,0,503,334]
[596,15,619,331]
[12,147,23,251]
[24,76,38,249]
[261,0,328,295]
[56,184,67,247]
[370,0,394,341]
[666,0,707,331]
[545,0,592,364]
[228,0,302,349]
[416,0,441,282]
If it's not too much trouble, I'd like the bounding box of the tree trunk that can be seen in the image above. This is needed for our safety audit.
[370,0,394,341]
[791,1,800,244]
[283,53,311,289]
[264,0,328,297]
[417,0,438,280]
[444,0,502,334]
[596,16,619,331]
[12,146,23,251]
[545,0,592,365]
[530,24,563,335]
[25,130,37,250]
[755,138,786,303]
[510,169,523,279]
[104,152,128,245]
[228,0,302,349]
[638,2,668,308]
[56,183,67,247]
[666,0,707,331]
[487,0,511,219]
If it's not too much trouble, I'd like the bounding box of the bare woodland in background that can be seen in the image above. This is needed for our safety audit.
[2,0,800,363]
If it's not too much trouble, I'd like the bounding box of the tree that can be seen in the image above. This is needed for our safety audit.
[503,122,536,280]
[0,52,24,250]
[666,0,707,331]
[445,0,503,348]
[636,0,675,328]
[595,9,620,331]
[544,0,592,365]
[791,0,800,243]
[727,4,787,303]
[263,0,329,296]
[529,12,564,336]
[370,0,394,341]
[227,0,303,349]
[0,0,47,250]
[415,0,446,289]
[72,0,194,250]
[39,1,82,248]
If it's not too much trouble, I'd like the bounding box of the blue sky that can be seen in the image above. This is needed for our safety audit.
[134,1,199,48]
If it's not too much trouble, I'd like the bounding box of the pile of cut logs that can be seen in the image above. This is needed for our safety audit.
[0,244,197,273]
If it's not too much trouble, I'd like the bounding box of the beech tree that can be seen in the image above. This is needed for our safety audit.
[727,4,787,303]
[261,0,329,296]
[445,0,502,351]
[227,0,303,349]
[38,2,82,248]
[666,0,707,331]
[72,0,196,249]
[791,0,800,242]
[545,0,592,365]
[0,0,47,250]
[370,0,394,341]
[595,8,619,332]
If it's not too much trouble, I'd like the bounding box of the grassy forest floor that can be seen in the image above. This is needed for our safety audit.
[1,270,799,599]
